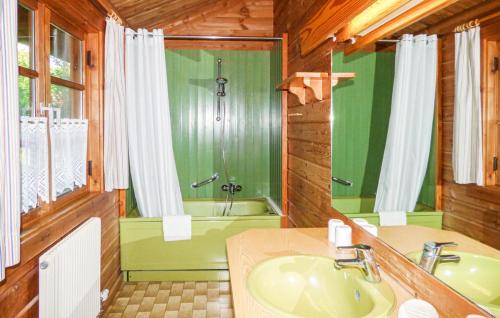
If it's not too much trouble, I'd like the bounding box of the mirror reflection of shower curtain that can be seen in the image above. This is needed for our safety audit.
[452,27,483,185]
[125,28,184,217]
[374,34,438,226]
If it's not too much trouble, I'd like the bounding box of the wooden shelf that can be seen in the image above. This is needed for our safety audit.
[277,72,355,104]
[332,72,356,87]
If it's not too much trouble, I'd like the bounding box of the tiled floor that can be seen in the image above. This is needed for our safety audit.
[104,281,234,318]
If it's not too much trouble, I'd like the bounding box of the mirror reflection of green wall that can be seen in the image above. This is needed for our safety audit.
[331,51,436,208]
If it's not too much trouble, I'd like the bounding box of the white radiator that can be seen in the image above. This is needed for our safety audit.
[39,217,101,318]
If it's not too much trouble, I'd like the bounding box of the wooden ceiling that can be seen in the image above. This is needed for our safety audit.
[392,0,494,37]
[108,0,273,36]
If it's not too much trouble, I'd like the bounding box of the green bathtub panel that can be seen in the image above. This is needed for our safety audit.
[120,216,280,272]
[332,197,443,229]
[127,270,229,282]
[269,43,282,209]
[165,49,272,200]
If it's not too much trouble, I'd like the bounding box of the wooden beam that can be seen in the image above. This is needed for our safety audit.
[299,0,378,56]
[344,0,459,55]
[281,33,288,228]
[89,0,129,25]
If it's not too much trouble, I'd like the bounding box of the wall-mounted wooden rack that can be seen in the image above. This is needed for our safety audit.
[277,72,355,104]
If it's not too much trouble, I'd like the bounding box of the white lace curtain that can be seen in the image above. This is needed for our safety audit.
[20,117,49,212]
[50,119,88,200]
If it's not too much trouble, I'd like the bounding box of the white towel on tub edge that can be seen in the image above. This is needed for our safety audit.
[163,215,192,241]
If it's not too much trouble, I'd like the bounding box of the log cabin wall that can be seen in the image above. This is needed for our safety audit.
[0,0,122,316]
[439,17,500,250]
[274,0,335,227]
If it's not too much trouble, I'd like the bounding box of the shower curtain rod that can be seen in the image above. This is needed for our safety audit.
[125,32,282,41]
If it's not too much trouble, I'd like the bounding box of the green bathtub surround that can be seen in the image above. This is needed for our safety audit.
[332,197,443,229]
[247,255,396,318]
[120,199,281,281]
[331,51,436,207]
[269,43,283,209]
[165,49,274,200]
[406,251,500,316]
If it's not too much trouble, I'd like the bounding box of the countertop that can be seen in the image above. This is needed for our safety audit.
[226,228,412,318]
[378,225,500,258]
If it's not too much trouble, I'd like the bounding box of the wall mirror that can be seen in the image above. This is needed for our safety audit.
[330,2,500,317]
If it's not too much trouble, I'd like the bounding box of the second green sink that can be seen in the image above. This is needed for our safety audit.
[407,251,500,316]
[247,255,395,318]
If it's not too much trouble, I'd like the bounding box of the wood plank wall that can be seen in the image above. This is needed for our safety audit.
[0,192,121,317]
[274,0,336,228]
[440,26,500,250]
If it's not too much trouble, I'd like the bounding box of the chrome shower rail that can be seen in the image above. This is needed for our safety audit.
[163,35,282,41]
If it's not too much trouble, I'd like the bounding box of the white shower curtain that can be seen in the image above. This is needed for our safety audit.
[375,34,438,226]
[125,28,184,217]
[452,27,483,185]
[104,18,128,192]
[0,0,21,281]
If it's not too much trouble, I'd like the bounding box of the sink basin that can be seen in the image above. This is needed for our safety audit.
[407,251,500,316]
[247,255,395,318]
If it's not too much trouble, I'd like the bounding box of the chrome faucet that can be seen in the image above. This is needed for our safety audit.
[334,244,381,283]
[418,241,461,274]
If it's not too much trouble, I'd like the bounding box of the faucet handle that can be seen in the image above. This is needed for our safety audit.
[423,241,457,253]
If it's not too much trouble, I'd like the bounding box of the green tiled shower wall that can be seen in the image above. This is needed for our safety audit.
[126,49,283,211]
[331,51,436,208]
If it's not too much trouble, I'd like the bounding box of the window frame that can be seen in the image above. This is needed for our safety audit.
[481,19,500,186]
[18,0,91,218]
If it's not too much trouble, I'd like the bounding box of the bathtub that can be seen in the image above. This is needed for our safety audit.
[332,197,443,229]
[120,199,281,281]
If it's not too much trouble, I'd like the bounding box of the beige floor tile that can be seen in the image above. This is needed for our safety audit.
[109,297,129,313]
[122,304,140,318]
[139,296,156,312]
[192,309,207,318]
[195,282,208,295]
[106,281,234,318]
[220,308,233,318]
[181,288,195,303]
[166,295,182,311]
[150,303,167,318]
[207,289,219,302]
[145,283,161,297]
[164,311,178,318]
[136,312,151,318]
[119,283,137,297]
[207,302,220,317]
[170,282,184,296]
[155,289,171,304]
[193,295,208,310]
[129,290,147,305]
[183,281,196,289]
[160,281,173,290]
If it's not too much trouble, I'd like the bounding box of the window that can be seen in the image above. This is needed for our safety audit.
[49,25,84,118]
[18,1,90,212]
[18,4,36,116]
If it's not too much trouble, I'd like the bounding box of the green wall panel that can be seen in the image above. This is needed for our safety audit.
[332,51,395,197]
[166,50,272,199]
[331,51,436,209]
[269,44,282,209]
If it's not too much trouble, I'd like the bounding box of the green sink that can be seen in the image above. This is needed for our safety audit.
[247,255,395,318]
[407,251,500,316]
